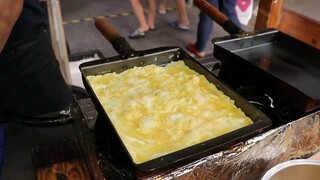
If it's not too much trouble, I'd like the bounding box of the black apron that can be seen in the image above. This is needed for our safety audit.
[0,26,73,117]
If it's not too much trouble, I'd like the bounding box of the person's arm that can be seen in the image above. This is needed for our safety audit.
[0,0,24,52]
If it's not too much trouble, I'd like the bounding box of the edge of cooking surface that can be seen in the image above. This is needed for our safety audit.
[212,28,320,102]
[79,46,273,173]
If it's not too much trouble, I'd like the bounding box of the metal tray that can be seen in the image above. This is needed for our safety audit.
[213,28,320,112]
[192,0,320,113]
[79,46,272,178]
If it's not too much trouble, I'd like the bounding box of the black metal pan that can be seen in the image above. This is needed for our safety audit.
[79,19,272,179]
[194,0,320,113]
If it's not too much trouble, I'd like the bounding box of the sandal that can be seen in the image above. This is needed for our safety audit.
[129,29,147,39]
[157,7,166,15]
[149,26,156,31]
[186,44,205,58]
[169,20,190,31]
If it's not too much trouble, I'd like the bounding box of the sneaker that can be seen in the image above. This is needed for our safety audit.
[186,44,205,58]
[157,6,166,15]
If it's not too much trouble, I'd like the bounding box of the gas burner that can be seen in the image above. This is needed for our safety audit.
[236,86,283,127]
[236,84,308,126]
[237,86,273,107]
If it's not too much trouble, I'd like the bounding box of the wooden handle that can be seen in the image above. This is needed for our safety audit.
[194,0,245,35]
[194,0,229,26]
[95,18,120,44]
[94,18,138,59]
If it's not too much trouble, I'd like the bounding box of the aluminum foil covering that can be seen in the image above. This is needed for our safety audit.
[146,111,320,180]
[76,98,320,180]
[76,58,320,179]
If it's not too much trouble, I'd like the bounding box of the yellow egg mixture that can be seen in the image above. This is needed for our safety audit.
[87,61,253,164]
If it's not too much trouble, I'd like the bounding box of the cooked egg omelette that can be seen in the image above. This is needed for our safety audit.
[87,61,253,164]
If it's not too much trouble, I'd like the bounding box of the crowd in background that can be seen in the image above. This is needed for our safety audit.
[129,0,244,58]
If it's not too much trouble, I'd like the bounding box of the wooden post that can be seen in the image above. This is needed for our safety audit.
[46,0,72,84]
[255,0,283,30]
[277,8,320,49]
[255,0,320,49]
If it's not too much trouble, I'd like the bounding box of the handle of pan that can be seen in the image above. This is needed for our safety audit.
[95,18,141,59]
[194,0,245,35]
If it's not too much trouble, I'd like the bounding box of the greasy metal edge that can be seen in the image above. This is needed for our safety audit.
[211,28,279,44]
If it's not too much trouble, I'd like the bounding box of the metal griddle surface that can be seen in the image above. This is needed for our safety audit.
[233,43,320,99]
[214,29,320,101]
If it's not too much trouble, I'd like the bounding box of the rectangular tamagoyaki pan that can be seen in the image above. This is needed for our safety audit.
[194,0,320,113]
[212,28,320,113]
[78,19,272,177]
